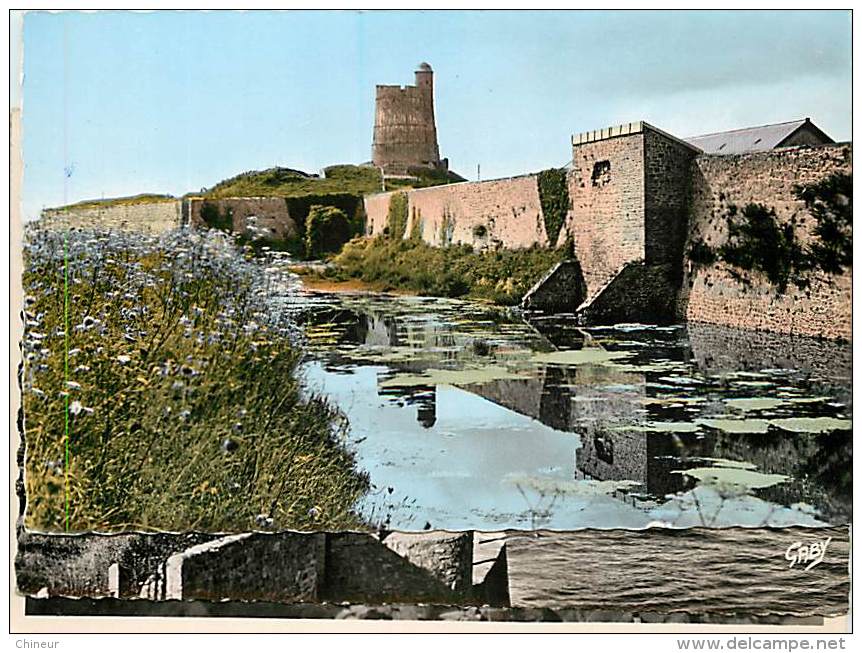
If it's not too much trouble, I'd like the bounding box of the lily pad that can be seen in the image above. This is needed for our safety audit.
[724,398,785,412]
[770,417,852,433]
[697,418,771,433]
[530,349,634,366]
[672,464,788,490]
[379,365,528,388]
[612,421,700,433]
[503,474,641,496]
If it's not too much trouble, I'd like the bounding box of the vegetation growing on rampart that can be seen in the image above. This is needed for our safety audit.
[49,194,177,212]
[687,172,852,292]
[305,206,352,258]
[385,192,409,240]
[537,168,570,247]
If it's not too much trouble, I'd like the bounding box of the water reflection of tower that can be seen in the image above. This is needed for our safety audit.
[575,428,716,501]
[415,386,437,428]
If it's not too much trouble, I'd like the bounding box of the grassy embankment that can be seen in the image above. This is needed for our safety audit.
[308,237,566,305]
[21,228,369,533]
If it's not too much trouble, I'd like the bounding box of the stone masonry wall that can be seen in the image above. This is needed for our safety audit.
[15,531,218,598]
[521,260,587,313]
[644,129,699,266]
[680,144,852,339]
[165,532,325,603]
[565,132,646,300]
[187,196,299,241]
[580,263,679,325]
[40,200,183,234]
[410,175,547,249]
[364,191,395,236]
[363,175,548,250]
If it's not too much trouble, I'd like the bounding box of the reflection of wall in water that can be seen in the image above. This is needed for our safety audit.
[362,313,400,347]
[415,387,437,428]
[688,323,851,399]
[576,429,715,497]
[711,429,851,524]
[468,361,647,435]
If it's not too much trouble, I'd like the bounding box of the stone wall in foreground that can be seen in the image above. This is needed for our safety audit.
[680,144,852,340]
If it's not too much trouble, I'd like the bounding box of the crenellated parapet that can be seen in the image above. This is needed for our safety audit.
[372,63,444,175]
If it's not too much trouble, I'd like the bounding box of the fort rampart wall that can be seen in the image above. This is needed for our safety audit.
[365,175,548,250]
[186,196,299,241]
[39,200,183,234]
[564,129,646,298]
[680,143,852,340]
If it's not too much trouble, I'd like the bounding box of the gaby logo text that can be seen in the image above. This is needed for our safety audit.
[785,537,831,571]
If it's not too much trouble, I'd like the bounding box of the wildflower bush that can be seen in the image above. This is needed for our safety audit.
[321,236,566,305]
[21,227,369,532]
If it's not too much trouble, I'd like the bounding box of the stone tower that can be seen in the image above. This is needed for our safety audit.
[372,62,445,175]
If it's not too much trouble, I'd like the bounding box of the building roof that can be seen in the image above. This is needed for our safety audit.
[416,62,433,72]
[684,118,833,155]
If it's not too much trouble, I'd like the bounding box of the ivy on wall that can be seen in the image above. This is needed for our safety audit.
[409,207,424,241]
[438,209,455,246]
[794,172,852,275]
[687,172,853,293]
[200,201,233,232]
[537,168,570,247]
[386,192,409,240]
[720,203,808,291]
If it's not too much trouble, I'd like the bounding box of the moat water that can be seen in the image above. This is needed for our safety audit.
[291,289,852,531]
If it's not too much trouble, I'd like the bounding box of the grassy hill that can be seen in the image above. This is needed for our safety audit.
[48,193,177,212]
[48,163,465,213]
[199,164,459,199]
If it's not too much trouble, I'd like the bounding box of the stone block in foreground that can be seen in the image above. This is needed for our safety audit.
[164,532,325,602]
[322,530,474,604]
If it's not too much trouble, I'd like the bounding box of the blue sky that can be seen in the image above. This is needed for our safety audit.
[18,9,852,220]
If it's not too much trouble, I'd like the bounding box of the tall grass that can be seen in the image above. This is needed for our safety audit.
[21,227,368,533]
[324,237,566,305]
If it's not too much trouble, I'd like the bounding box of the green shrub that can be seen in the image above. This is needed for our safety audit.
[305,205,352,259]
[200,201,233,232]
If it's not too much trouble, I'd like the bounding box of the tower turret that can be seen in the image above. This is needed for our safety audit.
[414,62,434,92]
[372,63,444,175]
